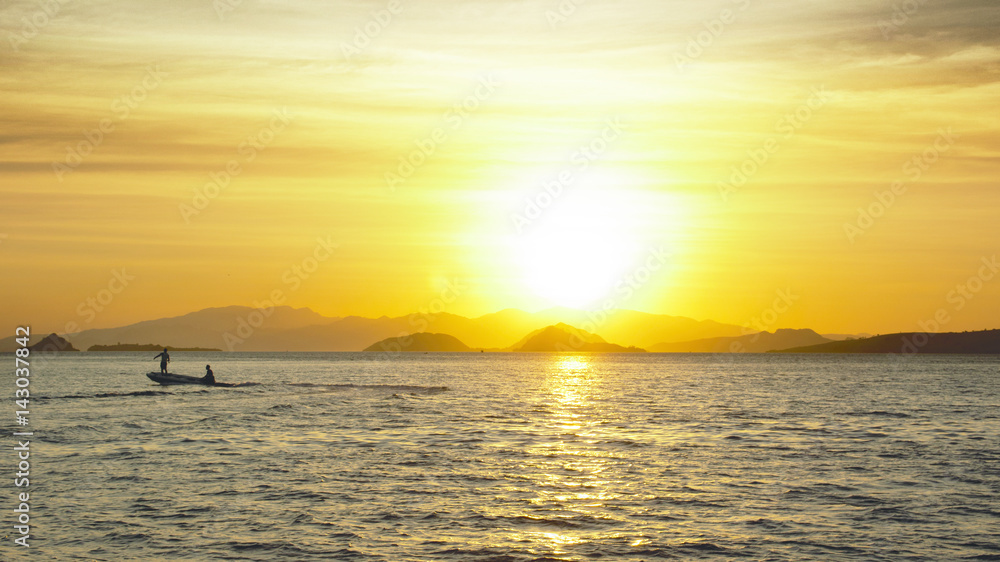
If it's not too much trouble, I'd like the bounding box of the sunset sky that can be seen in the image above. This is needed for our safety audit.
[2,0,998,336]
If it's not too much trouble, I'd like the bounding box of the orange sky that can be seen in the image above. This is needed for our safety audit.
[1,0,999,336]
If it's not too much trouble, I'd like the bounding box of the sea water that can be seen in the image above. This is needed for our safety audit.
[6,352,1000,560]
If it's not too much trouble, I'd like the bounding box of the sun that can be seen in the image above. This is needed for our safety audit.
[510,180,645,309]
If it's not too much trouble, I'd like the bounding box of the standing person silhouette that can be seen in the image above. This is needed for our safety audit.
[153,348,170,374]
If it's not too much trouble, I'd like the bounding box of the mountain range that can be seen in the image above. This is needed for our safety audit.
[0,305,749,352]
[649,329,831,353]
[0,305,951,354]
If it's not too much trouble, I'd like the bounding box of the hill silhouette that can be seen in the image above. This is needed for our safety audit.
[28,333,78,352]
[510,323,644,352]
[651,329,831,353]
[364,333,472,352]
[776,329,1000,354]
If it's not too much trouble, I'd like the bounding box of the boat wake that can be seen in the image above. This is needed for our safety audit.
[36,383,447,402]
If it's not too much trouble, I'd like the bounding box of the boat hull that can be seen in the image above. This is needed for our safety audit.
[147,372,216,386]
[146,372,254,387]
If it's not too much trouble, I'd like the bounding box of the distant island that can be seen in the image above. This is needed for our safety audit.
[28,333,79,352]
[86,343,223,352]
[508,323,645,352]
[775,329,1000,354]
[364,333,472,352]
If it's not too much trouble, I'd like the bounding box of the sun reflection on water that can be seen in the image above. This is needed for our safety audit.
[514,355,625,554]
[548,356,592,431]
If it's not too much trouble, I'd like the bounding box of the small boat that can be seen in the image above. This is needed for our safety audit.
[146,372,238,387]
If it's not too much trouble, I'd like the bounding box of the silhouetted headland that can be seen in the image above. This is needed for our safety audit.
[775,329,1000,354]
[87,343,222,352]
[28,333,79,352]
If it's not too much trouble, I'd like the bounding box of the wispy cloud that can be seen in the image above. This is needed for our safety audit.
[1,0,999,332]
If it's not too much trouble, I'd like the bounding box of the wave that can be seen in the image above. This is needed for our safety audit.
[37,390,175,401]
[285,383,449,394]
[36,382,448,402]
[840,410,912,418]
[469,513,617,530]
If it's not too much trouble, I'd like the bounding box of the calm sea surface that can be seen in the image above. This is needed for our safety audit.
[6,352,1000,560]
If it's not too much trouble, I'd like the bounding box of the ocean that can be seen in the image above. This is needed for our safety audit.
[8,352,1000,560]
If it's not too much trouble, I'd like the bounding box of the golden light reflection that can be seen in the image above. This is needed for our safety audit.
[547,356,592,432]
[533,356,617,538]
[548,355,598,436]
[556,356,591,375]
[499,356,632,555]
[528,531,585,552]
